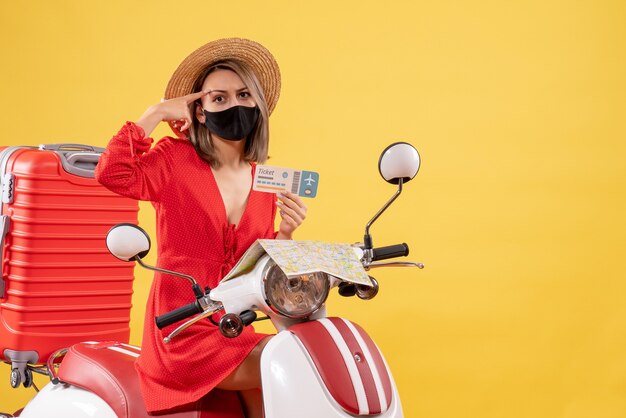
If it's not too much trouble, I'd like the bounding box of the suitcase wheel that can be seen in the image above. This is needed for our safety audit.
[9,367,33,389]
[9,369,20,389]
[22,368,33,388]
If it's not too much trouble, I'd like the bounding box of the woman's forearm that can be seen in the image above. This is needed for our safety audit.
[136,105,164,138]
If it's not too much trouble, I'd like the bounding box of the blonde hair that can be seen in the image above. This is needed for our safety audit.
[187,59,270,168]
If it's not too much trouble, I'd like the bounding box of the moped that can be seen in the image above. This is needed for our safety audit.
[4,142,423,418]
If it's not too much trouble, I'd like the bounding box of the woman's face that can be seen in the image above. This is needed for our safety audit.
[197,68,256,118]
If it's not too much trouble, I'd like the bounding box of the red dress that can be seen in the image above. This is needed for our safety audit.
[95,122,276,415]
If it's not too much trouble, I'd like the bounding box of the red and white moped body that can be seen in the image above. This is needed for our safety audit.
[18,256,405,418]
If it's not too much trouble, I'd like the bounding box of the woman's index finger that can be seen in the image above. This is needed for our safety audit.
[185,90,211,102]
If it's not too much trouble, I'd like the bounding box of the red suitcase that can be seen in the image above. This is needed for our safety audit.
[0,144,139,386]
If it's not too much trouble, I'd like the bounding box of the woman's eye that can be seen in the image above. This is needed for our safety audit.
[214,96,225,103]
[239,92,251,99]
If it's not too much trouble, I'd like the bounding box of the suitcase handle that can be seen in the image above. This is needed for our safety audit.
[39,144,106,179]
[60,153,101,178]
[38,143,106,153]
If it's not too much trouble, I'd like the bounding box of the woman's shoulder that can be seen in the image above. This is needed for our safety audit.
[152,136,204,169]
[153,135,195,153]
[155,135,193,146]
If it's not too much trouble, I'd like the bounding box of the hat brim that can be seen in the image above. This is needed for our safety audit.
[164,38,281,135]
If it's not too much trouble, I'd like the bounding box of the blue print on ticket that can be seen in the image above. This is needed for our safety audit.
[253,165,319,198]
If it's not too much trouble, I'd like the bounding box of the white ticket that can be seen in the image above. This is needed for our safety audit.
[253,165,319,198]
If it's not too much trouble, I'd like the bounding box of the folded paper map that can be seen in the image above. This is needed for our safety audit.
[221,239,372,287]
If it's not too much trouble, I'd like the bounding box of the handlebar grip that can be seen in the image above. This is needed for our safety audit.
[371,243,409,261]
[155,301,202,329]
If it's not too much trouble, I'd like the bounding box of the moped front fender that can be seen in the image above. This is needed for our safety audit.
[261,318,403,418]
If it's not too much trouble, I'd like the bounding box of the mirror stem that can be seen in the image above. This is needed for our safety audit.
[135,256,204,298]
[364,178,404,250]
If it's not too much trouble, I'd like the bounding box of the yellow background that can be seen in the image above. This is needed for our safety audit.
[1,1,625,417]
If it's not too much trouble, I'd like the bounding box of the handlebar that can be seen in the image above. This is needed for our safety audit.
[154,243,411,330]
[155,301,203,329]
[371,243,409,261]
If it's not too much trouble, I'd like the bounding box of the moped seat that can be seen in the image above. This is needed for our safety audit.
[56,341,201,418]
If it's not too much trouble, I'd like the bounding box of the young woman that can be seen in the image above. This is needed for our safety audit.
[96,38,307,418]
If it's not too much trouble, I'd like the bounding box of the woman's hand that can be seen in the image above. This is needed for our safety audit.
[275,191,307,240]
[136,90,211,138]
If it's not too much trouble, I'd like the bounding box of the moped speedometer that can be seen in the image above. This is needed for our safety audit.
[263,261,329,319]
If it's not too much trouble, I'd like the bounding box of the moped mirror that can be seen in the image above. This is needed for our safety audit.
[378,142,420,184]
[106,223,202,296]
[364,142,421,251]
[106,223,151,261]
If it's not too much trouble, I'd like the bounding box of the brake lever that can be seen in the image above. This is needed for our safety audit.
[365,261,424,270]
[163,301,223,344]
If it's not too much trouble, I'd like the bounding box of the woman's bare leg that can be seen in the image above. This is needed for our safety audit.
[238,389,263,418]
[216,336,271,417]
[216,336,271,390]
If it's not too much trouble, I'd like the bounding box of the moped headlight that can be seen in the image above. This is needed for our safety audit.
[263,261,329,319]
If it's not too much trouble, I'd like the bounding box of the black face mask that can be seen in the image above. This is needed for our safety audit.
[202,106,260,141]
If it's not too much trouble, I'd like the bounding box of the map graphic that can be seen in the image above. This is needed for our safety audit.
[222,240,372,286]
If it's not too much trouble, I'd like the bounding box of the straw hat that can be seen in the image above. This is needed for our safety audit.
[164,38,281,116]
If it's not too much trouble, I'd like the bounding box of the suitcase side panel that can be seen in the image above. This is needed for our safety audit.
[1,147,139,363]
